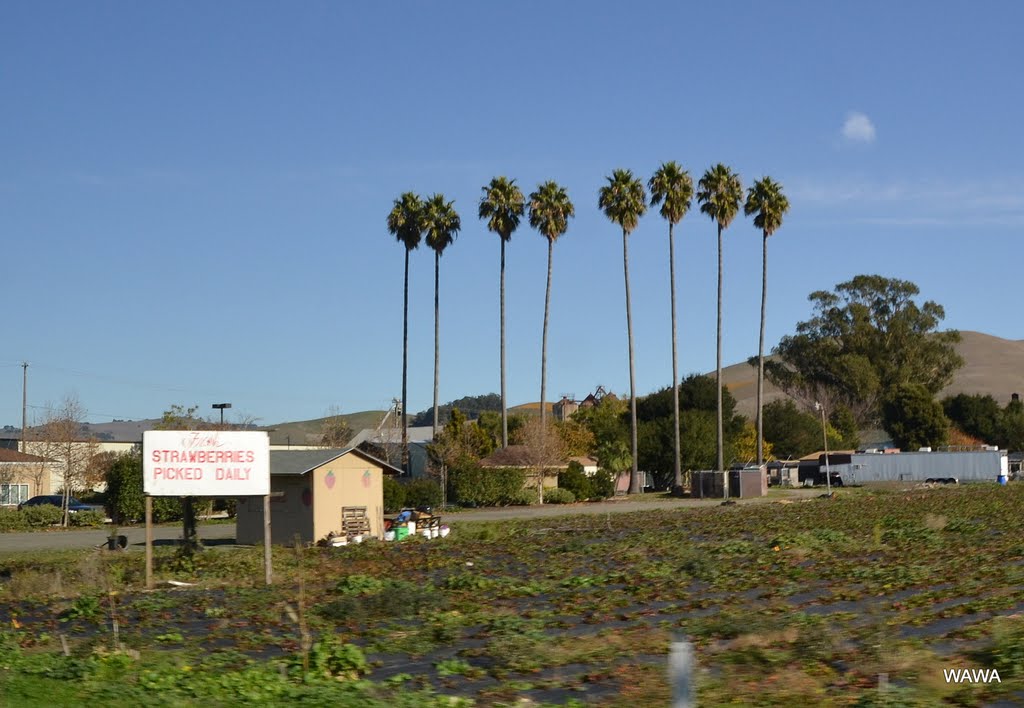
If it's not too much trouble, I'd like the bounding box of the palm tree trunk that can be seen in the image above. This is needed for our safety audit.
[757,231,768,467]
[402,248,410,474]
[540,238,553,431]
[669,221,682,492]
[624,229,640,494]
[717,223,726,498]
[500,239,508,448]
[433,250,440,440]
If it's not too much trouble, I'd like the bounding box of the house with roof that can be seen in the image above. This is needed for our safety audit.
[0,449,53,506]
[478,444,566,492]
[235,447,401,546]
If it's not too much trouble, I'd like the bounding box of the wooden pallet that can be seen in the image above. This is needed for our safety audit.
[341,506,371,537]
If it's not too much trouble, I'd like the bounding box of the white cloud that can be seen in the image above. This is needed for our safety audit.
[841,112,876,143]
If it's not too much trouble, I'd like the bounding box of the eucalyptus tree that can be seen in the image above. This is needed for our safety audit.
[697,163,743,480]
[598,169,647,495]
[527,181,575,432]
[386,192,424,473]
[648,161,694,493]
[479,177,525,448]
[744,176,790,466]
[422,193,462,439]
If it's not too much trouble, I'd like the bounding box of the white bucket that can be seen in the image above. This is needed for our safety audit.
[430,527,439,539]
[352,535,363,544]
[407,521,416,535]
[384,530,396,541]
[439,526,450,538]
[421,528,431,539]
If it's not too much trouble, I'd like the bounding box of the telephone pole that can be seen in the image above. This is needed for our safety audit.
[21,362,28,453]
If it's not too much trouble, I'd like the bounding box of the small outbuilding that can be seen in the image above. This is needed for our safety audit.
[236,447,400,546]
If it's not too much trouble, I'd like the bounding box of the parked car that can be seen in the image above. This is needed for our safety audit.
[17,495,102,514]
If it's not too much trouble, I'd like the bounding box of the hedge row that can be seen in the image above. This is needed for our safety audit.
[0,506,107,531]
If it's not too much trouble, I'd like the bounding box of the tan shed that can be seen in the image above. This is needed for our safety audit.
[236,448,400,546]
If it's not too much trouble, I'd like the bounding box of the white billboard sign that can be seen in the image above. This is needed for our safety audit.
[143,430,270,497]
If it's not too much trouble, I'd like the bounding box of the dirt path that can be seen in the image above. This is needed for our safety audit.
[0,489,824,553]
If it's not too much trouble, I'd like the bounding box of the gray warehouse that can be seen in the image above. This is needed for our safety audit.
[826,449,1008,485]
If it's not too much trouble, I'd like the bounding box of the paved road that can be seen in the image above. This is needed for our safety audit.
[0,489,824,553]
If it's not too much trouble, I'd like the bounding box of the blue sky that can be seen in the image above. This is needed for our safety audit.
[2,2,1022,428]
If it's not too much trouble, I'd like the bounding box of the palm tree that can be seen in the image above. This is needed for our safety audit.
[422,193,462,440]
[386,192,424,474]
[479,177,525,448]
[744,176,790,467]
[598,169,647,495]
[527,181,574,433]
[697,164,743,488]
[648,162,693,494]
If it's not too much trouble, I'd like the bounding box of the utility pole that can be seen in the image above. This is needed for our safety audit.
[21,362,28,454]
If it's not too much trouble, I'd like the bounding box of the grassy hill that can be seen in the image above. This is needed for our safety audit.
[262,411,388,446]
[722,330,1024,419]
[69,332,1022,441]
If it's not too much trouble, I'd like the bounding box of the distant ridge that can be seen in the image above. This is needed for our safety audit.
[723,330,1024,418]
[24,332,1021,439]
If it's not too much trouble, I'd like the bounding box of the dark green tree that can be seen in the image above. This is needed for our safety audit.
[762,399,843,460]
[744,176,789,467]
[882,383,950,450]
[999,398,1024,450]
[386,192,424,472]
[829,405,861,450]
[942,393,1003,444]
[572,395,630,477]
[528,181,575,432]
[599,168,648,494]
[697,164,743,477]
[764,275,963,427]
[648,161,694,492]
[479,177,525,448]
[422,193,461,439]
[636,375,745,487]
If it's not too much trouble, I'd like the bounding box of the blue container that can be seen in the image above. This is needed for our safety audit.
[998,473,1008,486]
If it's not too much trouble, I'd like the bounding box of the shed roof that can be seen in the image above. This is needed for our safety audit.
[270,447,402,476]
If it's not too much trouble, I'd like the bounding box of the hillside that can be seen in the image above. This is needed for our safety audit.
[51,332,1022,441]
[723,330,1024,418]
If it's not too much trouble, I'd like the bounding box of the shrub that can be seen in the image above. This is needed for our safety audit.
[21,504,62,527]
[105,450,144,524]
[0,508,27,531]
[558,461,593,500]
[383,476,406,513]
[449,465,526,507]
[590,469,617,500]
[70,510,106,527]
[403,479,441,510]
[508,489,536,506]
[543,488,575,504]
[150,498,184,523]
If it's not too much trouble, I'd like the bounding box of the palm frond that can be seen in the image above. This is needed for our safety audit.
[598,168,647,234]
[648,161,693,224]
[386,192,424,251]
[479,176,525,242]
[423,193,461,255]
[697,163,743,229]
[528,181,575,243]
[744,176,790,237]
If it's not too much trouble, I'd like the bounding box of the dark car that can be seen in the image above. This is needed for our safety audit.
[17,495,102,513]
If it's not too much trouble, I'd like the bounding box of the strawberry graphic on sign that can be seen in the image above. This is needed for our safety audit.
[363,470,371,488]
[325,470,336,490]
